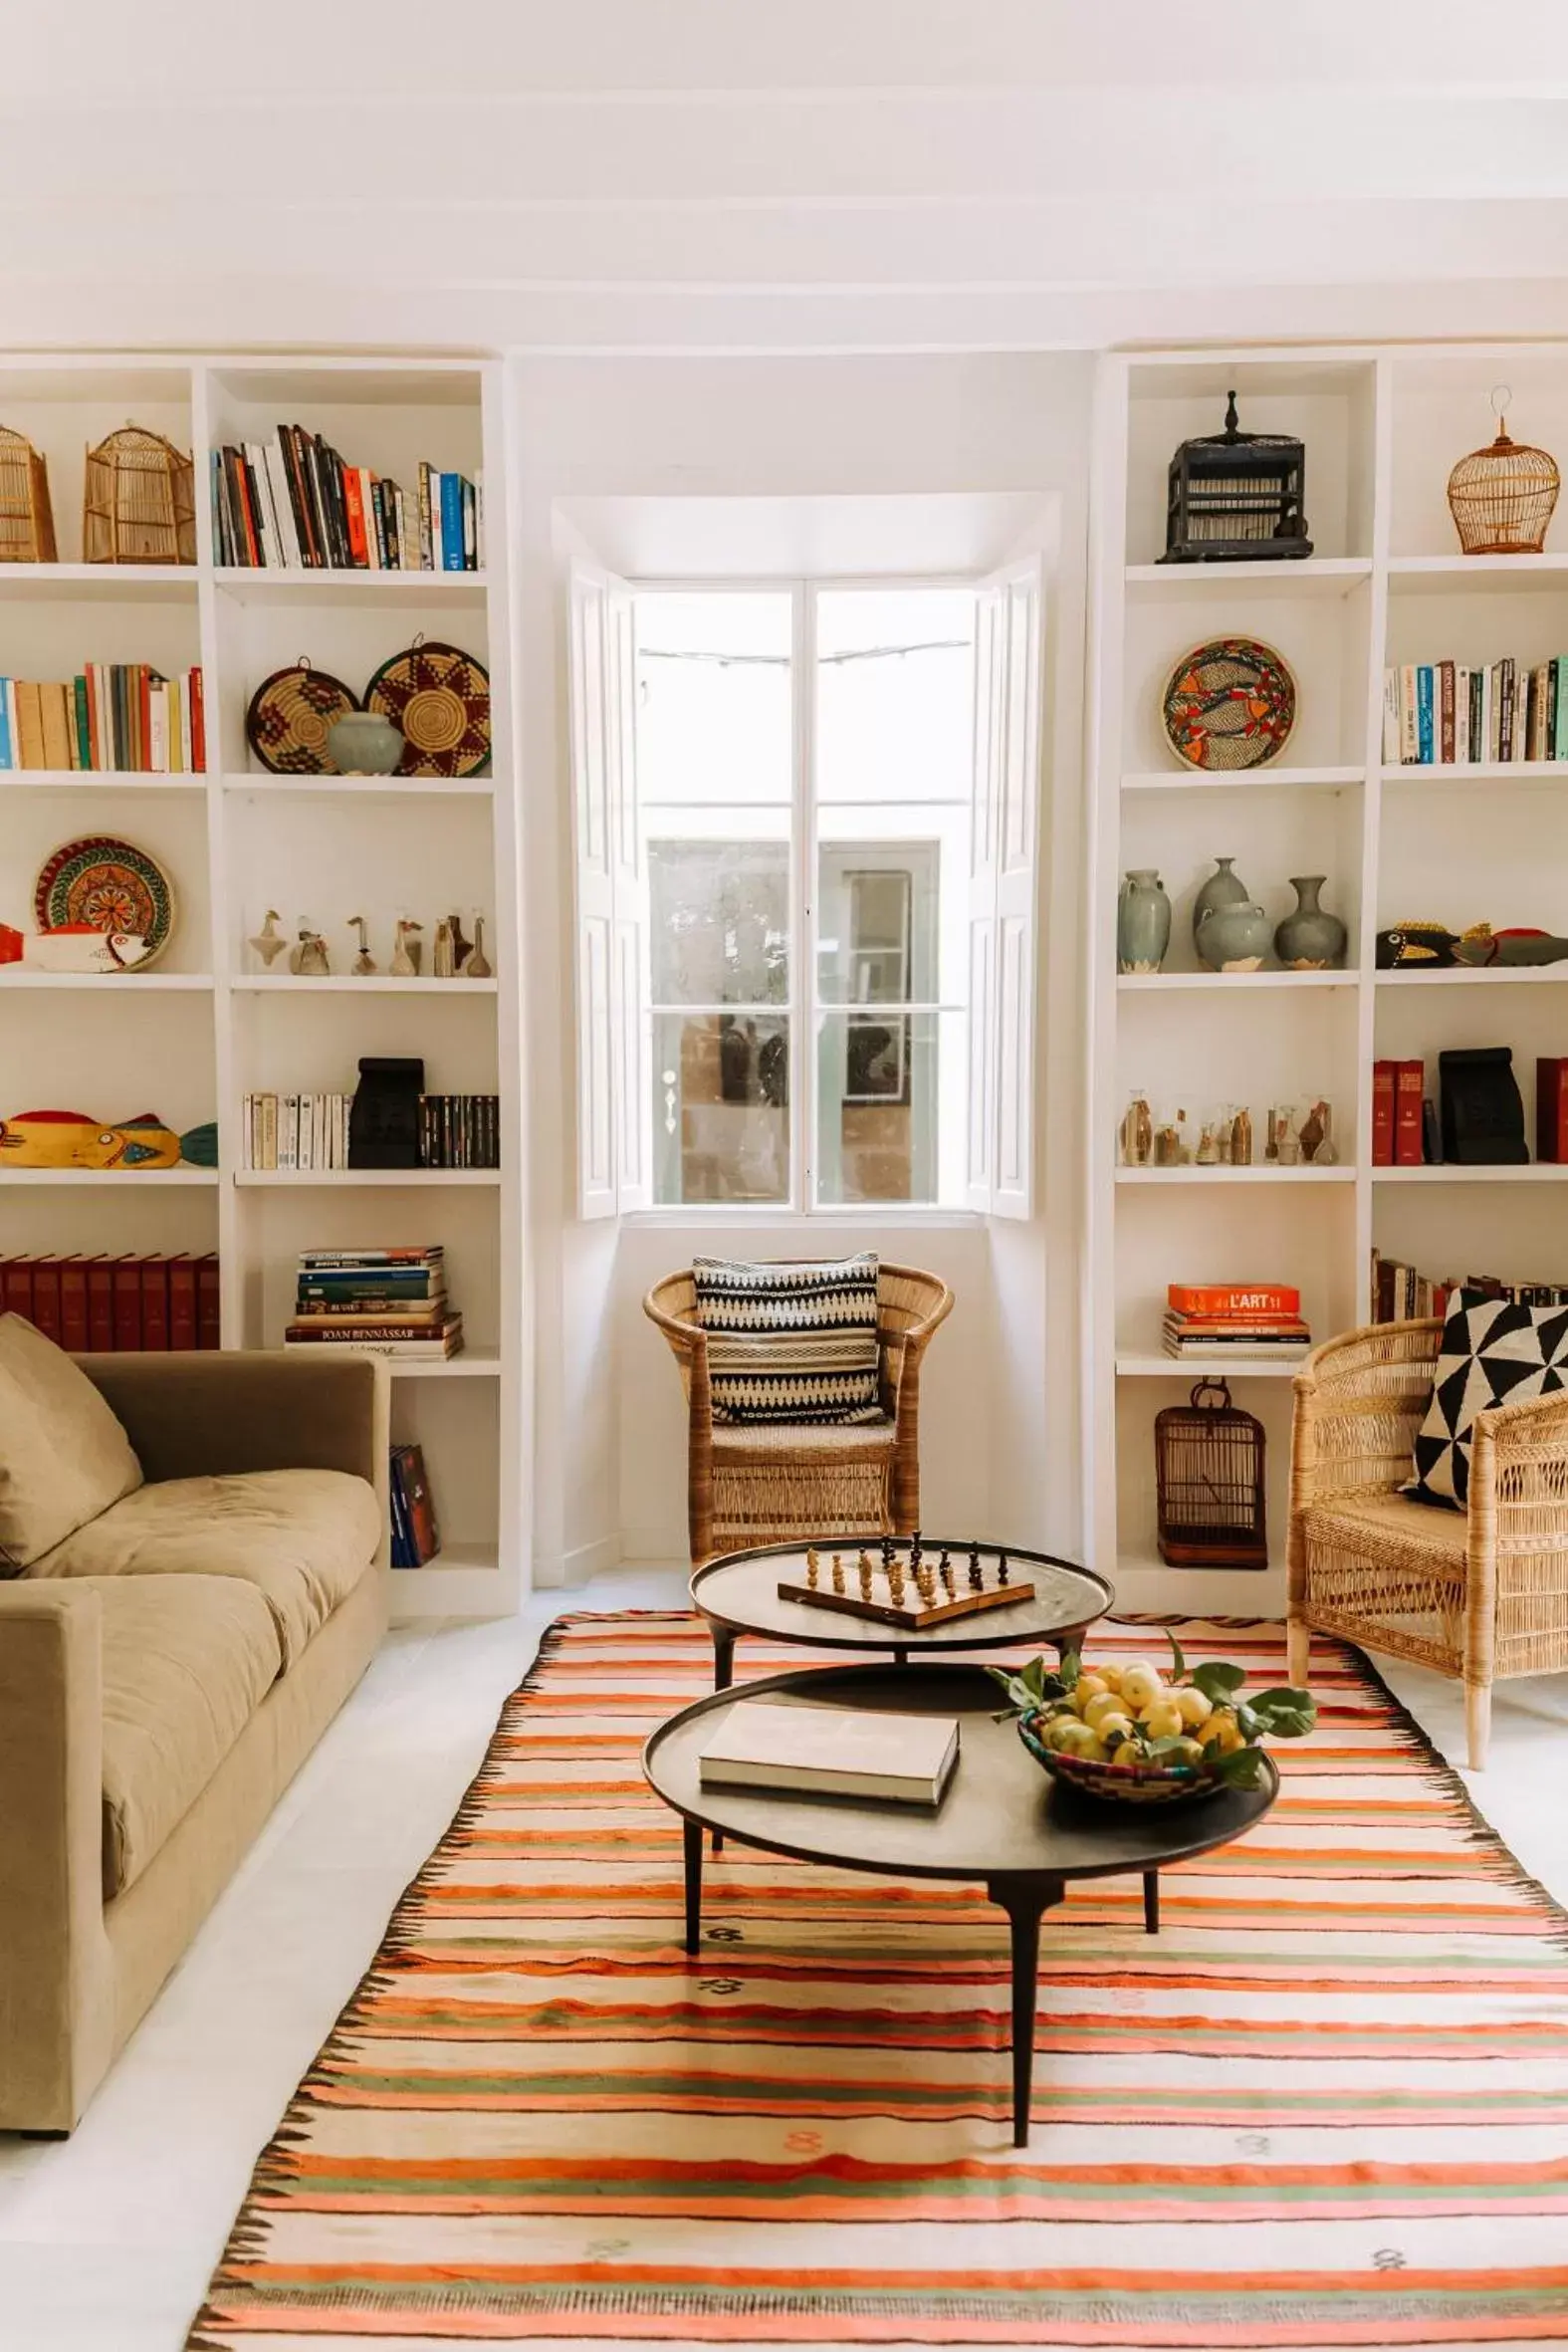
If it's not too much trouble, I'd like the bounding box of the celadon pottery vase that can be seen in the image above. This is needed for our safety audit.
[1117,868,1172,974]
[1274,874,1348,971]
[1197,900,1274,973]
[1191,854,1249,951]
[326,710,405,776]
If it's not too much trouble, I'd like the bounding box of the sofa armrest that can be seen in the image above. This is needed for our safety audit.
[75,1351,389,1495]
[0,1582,113,2130]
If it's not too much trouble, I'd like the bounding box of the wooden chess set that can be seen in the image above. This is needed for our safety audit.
[778,1535,1036,1630]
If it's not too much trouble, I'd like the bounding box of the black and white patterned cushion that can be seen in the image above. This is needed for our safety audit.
[693,1254,883,1426]
[1405,1292,1568,1510]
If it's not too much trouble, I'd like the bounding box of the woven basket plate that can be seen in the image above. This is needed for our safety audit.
[1161,635,1296,772]
[34,834,174,967]
[246,661,360,776]
[364,638,491,778]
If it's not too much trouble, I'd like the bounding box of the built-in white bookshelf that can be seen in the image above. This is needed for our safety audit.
[0,354,524,1621]
[1087,342,1568,1605]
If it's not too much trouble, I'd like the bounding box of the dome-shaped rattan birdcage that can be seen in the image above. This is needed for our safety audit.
[1447,387,1561,557]
[82,425,196,566]
[0,425,57,563]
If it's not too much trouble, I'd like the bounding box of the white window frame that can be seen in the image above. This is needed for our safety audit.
[568,563,1042,1224]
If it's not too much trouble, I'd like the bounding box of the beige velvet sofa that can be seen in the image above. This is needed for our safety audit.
[0,1333,388,2133]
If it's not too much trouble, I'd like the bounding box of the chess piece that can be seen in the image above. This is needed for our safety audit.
[998,1550,1010,1584]
[347,914,376,976]
[831,1554,845,1595]
[289,922,331,977]
[247,908,287,969]
[858,1554,873,1602]
[888,1558,906,1609]
[805,1546,819,1590]
[968,1541,983,1592]
[917,1565,936,1608]
[881,1533,896,1576]
[910,1529,923,1573]
[466,912,493,980]
[433,917,456,979]
[940,1549,955,1598]
[448,911,473,972]
[390,917,423,978]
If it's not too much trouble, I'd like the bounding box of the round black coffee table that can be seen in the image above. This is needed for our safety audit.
[691,1537,1113,1688]
[643,1660,1276,2148]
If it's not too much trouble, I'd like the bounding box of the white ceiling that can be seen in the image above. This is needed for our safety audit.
[10,1,1568,353]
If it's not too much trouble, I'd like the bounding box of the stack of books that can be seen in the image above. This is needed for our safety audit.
[284,1247,463,1360]
[1384,656,1568,766]
[0,666,205,771]
[212,427,480,573]
[1163,1282,1312,1361]
[1371,1251,1566,1321]
[1371,1060,1430,1166]
[243,1094,351,1172]
[1,1253,219,1349]
[389,1441,441,1567]
[420,1094,501,1169]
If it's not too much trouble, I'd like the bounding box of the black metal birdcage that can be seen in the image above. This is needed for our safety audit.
[1159,391,1312,564]
[1155,1378,1267,1569]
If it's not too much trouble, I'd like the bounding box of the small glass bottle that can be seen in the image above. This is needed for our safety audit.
[1229,1104,1254,1167]
[1120,1088,1154,1167]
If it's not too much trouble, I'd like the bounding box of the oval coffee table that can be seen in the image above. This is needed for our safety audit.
[644,1659,1276,2148]
[691,1538,1114,1688]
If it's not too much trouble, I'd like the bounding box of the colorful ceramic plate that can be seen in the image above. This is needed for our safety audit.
[364,637,491,779]
[245,660,361,776]
[1160,636,1297,772]
[34,835,174,968]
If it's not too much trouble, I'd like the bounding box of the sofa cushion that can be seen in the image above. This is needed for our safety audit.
[0,1312,142,1574]
[90,1572,285,1899]
[30,1468,380,1667]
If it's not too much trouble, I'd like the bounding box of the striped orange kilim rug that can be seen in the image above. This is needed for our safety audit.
[189,1612,1568,2349]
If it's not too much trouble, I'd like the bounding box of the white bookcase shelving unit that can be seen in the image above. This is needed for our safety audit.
[1087,342,1568,1609]
[0,354,525,1621]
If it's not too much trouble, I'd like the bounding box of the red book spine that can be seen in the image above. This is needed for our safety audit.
[1167,1283,1300,1317]
[112,1257,142,1350]
[140,1258,170,1350]
[2,1257,33,1322]
[31,1259,63,1343]
[59,1257,89,1350]
[341,468,369,567]
[1537,1058,1568,1163]
[167,1256,198,1350]
[86,1258,114,1351]
[1372,1059,1396,1166]
[196,1255,221,1349]
[189,666,206,772]
[1395,1060,1425,1165]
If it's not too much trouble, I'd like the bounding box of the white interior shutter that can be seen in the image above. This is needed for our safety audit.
[568,564,618,1220]
[991,557,1043,1220]
[606,582,650,1210]
[965,582,1004,1210]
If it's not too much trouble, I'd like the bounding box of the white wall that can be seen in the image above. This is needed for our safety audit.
[511,353,1093,1579]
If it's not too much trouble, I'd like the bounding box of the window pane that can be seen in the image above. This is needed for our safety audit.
[649,831,788,1007]
[815,588,976,806]
[654,1014,789,1205]
[814,1010,967,1206]
[816,826,969,1006]
[636,591,792,810]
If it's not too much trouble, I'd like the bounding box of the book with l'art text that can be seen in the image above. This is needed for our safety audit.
[698,1700,960,1807]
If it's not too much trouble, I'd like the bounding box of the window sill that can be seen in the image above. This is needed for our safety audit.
[619,1206,988,1232]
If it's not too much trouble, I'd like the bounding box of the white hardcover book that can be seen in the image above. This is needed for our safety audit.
[698,1700,960,1806]
[264,440,302,568]
[1399,665,1418,763]
[243,443,278,568]
[1455,666,1470,766]
[393,485,410,571]
[1480,665,1495,763]
[1381,668,1400,766]
[262,1092,278,1171]
[430,472,445,572]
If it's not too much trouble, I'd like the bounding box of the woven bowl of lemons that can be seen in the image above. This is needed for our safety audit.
[995,1634,1314,1809]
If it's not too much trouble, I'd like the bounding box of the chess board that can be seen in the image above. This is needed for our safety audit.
[778,1546,1036,1631]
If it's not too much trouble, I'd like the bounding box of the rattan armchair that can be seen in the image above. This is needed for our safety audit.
[643,1263,954,1566]
[1288,1318,1568,1768]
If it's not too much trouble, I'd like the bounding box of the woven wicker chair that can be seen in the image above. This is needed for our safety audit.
[1288,1317,1568,1768]
[643,1263,954,1566]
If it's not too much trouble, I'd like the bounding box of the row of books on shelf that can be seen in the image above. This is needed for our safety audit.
[0,665,205,772]
[240,1094,500,1171]
[1371,1250,1568,1322]
[389,1442,440,1567]
[1162,1282,1311,1360]
[211,427,481,573]
[1383,657,1568,767]
[284,1247,464,1360]
[1373,1056,1568,1165]
[1,1254,220,1350]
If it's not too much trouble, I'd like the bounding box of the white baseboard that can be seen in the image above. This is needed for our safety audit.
[535,1532,623,1589]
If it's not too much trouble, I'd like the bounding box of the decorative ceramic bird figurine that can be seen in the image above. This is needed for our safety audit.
[248,909,287,969]
[289,923,331,978]
[347,915,376,976]
[390,917,423,978]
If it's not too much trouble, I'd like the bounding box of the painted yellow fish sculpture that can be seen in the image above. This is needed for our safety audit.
[0,1108,219,1171]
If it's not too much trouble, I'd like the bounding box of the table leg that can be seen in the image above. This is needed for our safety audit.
[710,1629,736,1853]
[1057,1621,1092,1662]
[1143,1871,1159,1936]
[988,1876,1061,2149]
[683,1815,704,1956]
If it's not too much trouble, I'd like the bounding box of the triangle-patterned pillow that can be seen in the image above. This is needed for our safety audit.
[1405,1292,1568,1510]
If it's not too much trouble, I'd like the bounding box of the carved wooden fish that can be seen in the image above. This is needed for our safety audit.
[0,1109,219,1170]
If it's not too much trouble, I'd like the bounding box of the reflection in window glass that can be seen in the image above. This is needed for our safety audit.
[653,1013,789,1205]
[816,1012,967,1206]
[648,838,789,1007]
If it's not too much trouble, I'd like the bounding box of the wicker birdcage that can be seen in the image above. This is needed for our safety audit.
[1154,1378,1267,1570]
[0,426,57,562]
[1447,387,1560,557]
[82,425,196,566]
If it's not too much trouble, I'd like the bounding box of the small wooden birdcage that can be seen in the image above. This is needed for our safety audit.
[0,426,57,562]
[82,425,196,566]
[1154,1378,1267,1570]
[1159,390,1312,564]
[1448,387,1560,557]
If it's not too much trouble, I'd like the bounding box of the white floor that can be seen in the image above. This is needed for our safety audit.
[1,1567,1565,2352]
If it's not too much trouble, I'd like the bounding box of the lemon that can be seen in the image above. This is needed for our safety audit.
[1093,1662,1124,1693]
[1141,1699,1186,1741]
[1175,1685,1214,1729]
[1167,1736,1207,1768]
[1082,1690,1127,1731]
[1119,1663,1164,1713]
[1198,1709,1245,1756]
[1049,1717,1100,1757]
[1093,1711,1136,1749]
[1072,1675,1110,1714]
